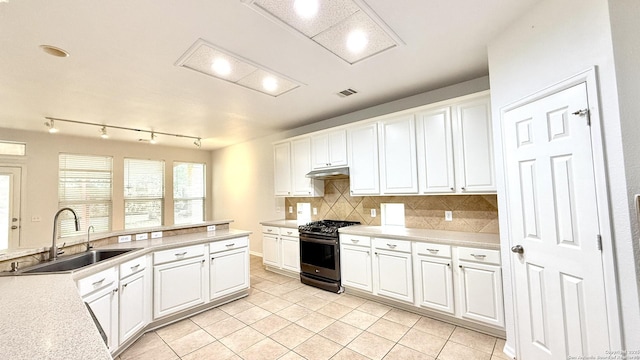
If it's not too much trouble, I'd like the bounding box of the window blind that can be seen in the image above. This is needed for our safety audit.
[59,153,113,237]
[124,158,164,229]
[173,162,205,224]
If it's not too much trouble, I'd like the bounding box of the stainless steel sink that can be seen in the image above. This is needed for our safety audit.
[21,249,139,274]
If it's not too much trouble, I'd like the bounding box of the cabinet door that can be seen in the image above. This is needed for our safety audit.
[458,260,504,327]
[311,133,330,170]
[348,123,380,195]
[416,107,456,193]
[341,244,372,292]
[378,115,418,194]
[311,130,347,169]
[453,97,496,192]
[274,142,292,196]
[210,247,249,299]
[280,235,300,272]
[414,255,454,314]
[153,256,206,319]
[262,233,280,267]
[119,271,147,344]
[292,138,323,196]
[373,249,413,303]
[84,285,118,351]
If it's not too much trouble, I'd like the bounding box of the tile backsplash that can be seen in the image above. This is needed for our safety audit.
[285,179,499,233]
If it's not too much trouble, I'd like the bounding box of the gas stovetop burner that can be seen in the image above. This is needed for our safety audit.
[298,220,360,237]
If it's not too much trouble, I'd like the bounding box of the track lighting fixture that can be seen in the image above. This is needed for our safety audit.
[100,126,109,139]
[43,117,203,148]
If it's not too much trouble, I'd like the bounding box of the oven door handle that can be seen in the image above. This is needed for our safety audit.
[299,236,337,245]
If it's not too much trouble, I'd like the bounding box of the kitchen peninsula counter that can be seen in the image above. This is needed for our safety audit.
[0,227,251,360]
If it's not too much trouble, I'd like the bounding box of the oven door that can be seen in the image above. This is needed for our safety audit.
[299,233,340,281]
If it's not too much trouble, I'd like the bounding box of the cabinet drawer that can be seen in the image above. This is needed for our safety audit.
[210,236,248,254]
[262,226,279,235]
[457,247,501,265]
[414,242,451,258]
[77,267,117,296]
[373,237,411,253]
[119,255,147,279]
[340,234,371,247]
[153,244,206,265]
[280,227,299,237]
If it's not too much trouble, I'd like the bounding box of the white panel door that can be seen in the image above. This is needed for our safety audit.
[457,261,504,327]
[416,108,456,193]
[503,83,610,359]
[119,271,146,344]
[340,244,372,292]
[378,115,418,194]
[454,97,496,192]
[414,255,454,314]
[0,167,21,250]
[348,123,380,195]
[327,130,348,167]
[280,235,300,272]
[153,256,206,319]
[210,247,249,299]
[373,249,413,303]
[291,138,315,196]
[85,285,118,351]
[262,233,280,267]
[273,142,291,196]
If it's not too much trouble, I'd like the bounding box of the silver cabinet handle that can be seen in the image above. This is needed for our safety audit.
[461,187,466,191]
[450,187,454,191]
[351,239,360,243]
[286,231,292,235]
[175,251,187,257]
[267,229,273,232]
[387,243,397,248]
[92,278,105,287]
[122,283,128,289]
[426,248,439,253]
[225,243,235,247]
[470,254,486,259]
[112,288,118,294]
[130,264,140,271]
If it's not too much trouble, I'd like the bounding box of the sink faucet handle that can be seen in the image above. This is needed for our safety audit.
[57,242,66,255]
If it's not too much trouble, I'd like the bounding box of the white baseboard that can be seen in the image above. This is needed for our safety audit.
[503,342,517,359]
[249,251,263,258]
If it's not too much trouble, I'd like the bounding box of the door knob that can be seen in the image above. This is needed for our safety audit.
[511,245,524,254]
[11,225,18,230]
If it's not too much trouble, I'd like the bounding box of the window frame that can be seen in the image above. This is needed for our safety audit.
[173,161,206,225]
[124,158,165,230]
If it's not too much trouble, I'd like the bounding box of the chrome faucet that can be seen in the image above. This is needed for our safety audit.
[50,207,80,261]
[86,225,95,251]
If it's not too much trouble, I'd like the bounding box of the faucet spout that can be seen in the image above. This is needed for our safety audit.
[86,225,95,251]
[50,207,80,261]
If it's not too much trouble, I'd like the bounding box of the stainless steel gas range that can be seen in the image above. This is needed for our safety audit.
[298,220,360,293]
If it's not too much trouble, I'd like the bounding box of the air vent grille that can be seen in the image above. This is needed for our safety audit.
[337,88,358,97]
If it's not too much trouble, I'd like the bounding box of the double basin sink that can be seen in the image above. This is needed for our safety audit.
[20,248,139,274]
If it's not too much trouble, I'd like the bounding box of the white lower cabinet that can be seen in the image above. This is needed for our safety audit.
[153,251,206,319]
[413,243,454,314]
[262,232,280,268]
[457,247,504,328]
[261,226,300,274]
[340,235,372,292]
[119,270,147,344]
[210,237,250,300]
[372,238,413,303]
[79,267,119,351]
[280,235,300,272]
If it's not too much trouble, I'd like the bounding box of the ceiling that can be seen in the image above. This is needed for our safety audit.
[0,0,538,150]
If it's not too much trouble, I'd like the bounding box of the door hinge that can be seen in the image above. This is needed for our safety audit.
[572,108,591,126]
[597,234,602,251]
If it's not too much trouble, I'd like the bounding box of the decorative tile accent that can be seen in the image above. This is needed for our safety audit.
[285,180,498,233]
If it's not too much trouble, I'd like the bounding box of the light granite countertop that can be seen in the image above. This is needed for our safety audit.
[260,219,304,229]
[339,225,500,250]
[0,227,251,359]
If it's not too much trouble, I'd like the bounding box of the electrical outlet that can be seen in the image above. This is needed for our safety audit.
[313,208,317,215]
[207,225,216,232]
[288,206,293,214]
[135,233,148,241]
[151,231,163,239]
[371,209,376,217]
[118,235,132,243]
[445,211,453,221]
[31,216,41,222]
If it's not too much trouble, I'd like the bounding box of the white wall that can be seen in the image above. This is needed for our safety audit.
[0,128,212,249]
[488,0,639,351]
[211,76,490,255]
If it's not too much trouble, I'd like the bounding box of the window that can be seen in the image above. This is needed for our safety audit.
[124,158,164,229]
[0,141,26,156]
[59,154,112,237]
[173,162,205,224]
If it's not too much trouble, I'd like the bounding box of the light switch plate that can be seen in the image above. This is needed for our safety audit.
[445,211,453,221]
[151,231,163,239]
[288,206,293,214]
[207,225,216,231]
[118,235,132,243]
[135,233,148,241]
[370,209,376,217]
[313,208,317,215]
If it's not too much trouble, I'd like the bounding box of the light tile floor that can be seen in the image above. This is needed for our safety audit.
[117,256,509,360]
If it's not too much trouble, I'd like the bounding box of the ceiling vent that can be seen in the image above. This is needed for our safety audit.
[337,88,358,97]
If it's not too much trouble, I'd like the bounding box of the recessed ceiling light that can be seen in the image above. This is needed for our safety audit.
[293,0,318,19]
[262,76,278,92]
[211,58,231,76]
[40,45,69,58]
[346,29,368,53]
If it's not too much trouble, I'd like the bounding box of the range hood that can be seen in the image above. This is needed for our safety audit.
[305,167,349,179]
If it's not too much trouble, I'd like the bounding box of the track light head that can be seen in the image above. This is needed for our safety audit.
[45,119,59,133]
[194,138,202,148]
[100,126,109,139]
[150,132,157,144]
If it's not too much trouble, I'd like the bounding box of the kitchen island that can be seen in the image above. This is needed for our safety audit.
[0,227,252,359]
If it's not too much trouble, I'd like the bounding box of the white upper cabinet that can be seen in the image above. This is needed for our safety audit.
[273,142,292,196]
[311,130,348,169]
[416,107,456,193]
[378,115,418,194]
[453,96,495,192]
[291,138,324,196]
[348,123,380,195]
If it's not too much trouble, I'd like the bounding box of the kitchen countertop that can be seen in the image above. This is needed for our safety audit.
[260,219,303,229]
[339,225,500,250]
[0,228,251,359]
